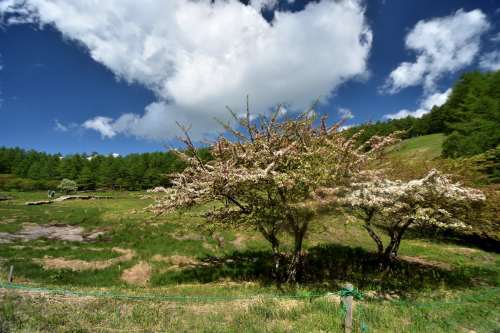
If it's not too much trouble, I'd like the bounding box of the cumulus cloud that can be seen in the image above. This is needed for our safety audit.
[384,88,452,120]
[82,117,116,138]
[1,0,372,141]
[382,9,489,94]
[479,51,500,71]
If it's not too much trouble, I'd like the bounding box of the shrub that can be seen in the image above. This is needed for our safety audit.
[342,169,485,267]
[57,178,78,194]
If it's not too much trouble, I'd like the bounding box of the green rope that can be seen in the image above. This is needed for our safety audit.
[357,304,370,333]
[339,286,364,300]
[3,281,496,332]
[339,286,364,316]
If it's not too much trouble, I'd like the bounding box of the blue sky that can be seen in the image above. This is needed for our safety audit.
[0,0,499,155]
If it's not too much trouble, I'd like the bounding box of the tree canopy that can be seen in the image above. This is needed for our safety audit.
[151,108,398,282]
[0,147,196,191]
[343,169,485,266]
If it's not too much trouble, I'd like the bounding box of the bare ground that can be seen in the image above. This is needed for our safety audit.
[37,247,135,271]
[400,255,452,270]
[0,223,107,243]
[121,261,152,286]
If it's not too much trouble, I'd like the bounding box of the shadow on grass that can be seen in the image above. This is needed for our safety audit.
[151,243,497,292]
[400,227,500,253]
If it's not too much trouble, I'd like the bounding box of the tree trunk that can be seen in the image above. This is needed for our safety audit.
[361,209,384,259]
[286,223,307,283]
[270,237,282,283]
[382,232,399,266]
[363,223,384,256]
[286,240,303,283]
[381,219,413,268]
[257,224,282,283]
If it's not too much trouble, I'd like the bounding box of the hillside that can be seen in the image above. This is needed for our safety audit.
[388,133,445,161]
[347,70,500,159]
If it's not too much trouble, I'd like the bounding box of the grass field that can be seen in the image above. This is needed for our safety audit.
[389,134,446,160]
[0,134,499,332]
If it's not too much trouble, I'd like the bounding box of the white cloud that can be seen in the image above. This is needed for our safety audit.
[383,9,489,94]
[82,117,116,138]
[384,88,452,120]
[1,0,372,141]
[54,119,79,132]
[385,109,426,120]
[338,107,354,120]
[421,88,452,110]
[54,119,68,132]
[479,51,500,71]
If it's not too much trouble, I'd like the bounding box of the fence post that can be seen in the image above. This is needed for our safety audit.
[8,265,14,283]
[343,283,353,333]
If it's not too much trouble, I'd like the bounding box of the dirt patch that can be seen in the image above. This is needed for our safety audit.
[152,254,200,267]
[0,223,108,243]
[121,261,151,286]
[400,255,452,270]
[444,246,480,255]
[171,232,205,242]
[38,247,135,271]
[231,233,248,250]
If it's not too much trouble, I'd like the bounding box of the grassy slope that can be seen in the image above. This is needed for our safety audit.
[389,133,445,160]
[0,134,499,332]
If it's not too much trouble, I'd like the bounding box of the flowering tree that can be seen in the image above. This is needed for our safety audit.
[343,169,485,266]
[57,178,78,194]
[151,106,397,282]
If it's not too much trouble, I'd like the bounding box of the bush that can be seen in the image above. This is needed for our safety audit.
[57,178,78,194]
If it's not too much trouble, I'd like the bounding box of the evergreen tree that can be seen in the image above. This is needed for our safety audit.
[78,166,96,190]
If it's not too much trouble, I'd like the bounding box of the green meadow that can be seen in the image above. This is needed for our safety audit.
[0,135,499,332]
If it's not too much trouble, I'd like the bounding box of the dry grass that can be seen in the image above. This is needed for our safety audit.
[38,248,135,271]
[121,261,152,286]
